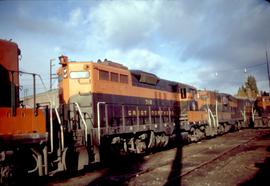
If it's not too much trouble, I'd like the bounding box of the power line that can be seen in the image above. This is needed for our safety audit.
[215,62,267,74]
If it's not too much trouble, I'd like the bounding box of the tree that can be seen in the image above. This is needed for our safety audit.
[236,75,259,98]
[237,85,246,97]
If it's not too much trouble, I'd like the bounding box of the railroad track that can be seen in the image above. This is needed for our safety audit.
[123,131,263,185]
[49,129,270,186]
[167,135,257,185]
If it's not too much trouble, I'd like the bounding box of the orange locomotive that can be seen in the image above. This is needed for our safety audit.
[57,56,192,167]
[179,90,252,142]
[0,39,47,183]
[56,55,252,169]
[254,94,270,127]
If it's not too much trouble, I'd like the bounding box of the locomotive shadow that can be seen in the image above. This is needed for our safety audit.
[239,156,270,186]
[87,145,183,186]
[86,153,148,186]
[239,132,270,186]
[87,111,184,185]
[164,112,183,186]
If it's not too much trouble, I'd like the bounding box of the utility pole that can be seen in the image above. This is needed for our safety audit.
[50,59,56,90]
[244,68,247,86]
[24,88,28,97]
[266,50,270,93]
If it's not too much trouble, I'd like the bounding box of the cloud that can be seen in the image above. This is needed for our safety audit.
[105,49,167,73]
[85,0,208,50]
[180,0,270,64]
[2,0,270,94]
[5,3,89,55]
[69,8,83,27]
[87,1,160,50]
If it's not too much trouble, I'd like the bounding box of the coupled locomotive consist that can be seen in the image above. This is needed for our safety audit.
[0,39,264,183]
[56,55,253,165]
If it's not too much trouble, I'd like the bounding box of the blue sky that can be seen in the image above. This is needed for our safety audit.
[1,0,270,95]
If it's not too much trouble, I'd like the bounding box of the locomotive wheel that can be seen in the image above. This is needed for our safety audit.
[224,124,230,133]
[0,160,25,185]
[188,127,198,142]
[218,125,225,135]
[135,139,146,154]
[161,133,169,147]
[194,129,199,141]
[155,135,161,147]
[0,163,14,185]
[262,118,268,126]
[147,131,156,149]
[196,128,205,141]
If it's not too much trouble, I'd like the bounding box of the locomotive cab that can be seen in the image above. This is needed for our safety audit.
[57,56,96,170]
[58,55,92,105]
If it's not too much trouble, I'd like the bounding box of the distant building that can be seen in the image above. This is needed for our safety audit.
[22,89,59,108]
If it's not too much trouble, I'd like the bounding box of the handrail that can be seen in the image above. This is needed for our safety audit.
[208,108,216,127]
[54,107,61,128]
[97,102,106,145]
[251,105,255,123]
[38,101,54,154]
[74,102,88,145]
[215,100,219,127]
[54,107,64,151]
[241,110,246,122]
[207,108,212,128]
[49,103,53,154]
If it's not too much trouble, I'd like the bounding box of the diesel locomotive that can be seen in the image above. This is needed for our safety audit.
[254,93,270,127]
[0,39,48,183]
[0,39,267,183]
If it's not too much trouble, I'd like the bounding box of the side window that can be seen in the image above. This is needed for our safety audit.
[110,72,119,82]
[191,89,196,97]
[222,96,229,106]
[70,71,90,79]
[180,88,187,99]
[120,74,128,84]
[99,70,109,80]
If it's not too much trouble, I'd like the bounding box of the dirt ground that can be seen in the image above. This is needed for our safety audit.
[48,129,270,186]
